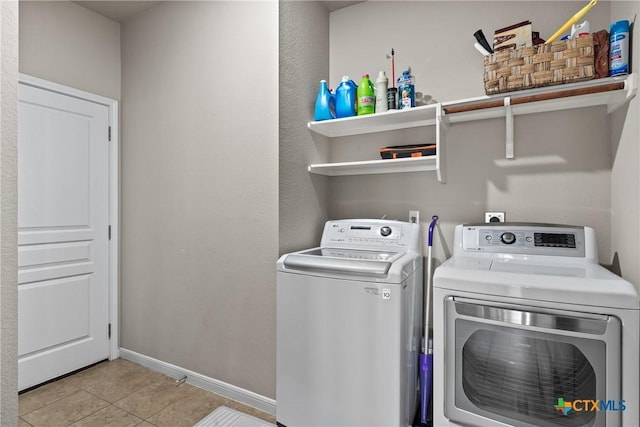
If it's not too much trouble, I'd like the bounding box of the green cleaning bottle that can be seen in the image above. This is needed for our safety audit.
[357,74,375,115]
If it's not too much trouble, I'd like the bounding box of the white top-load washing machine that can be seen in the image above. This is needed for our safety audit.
[276,219,423,427]
[433,223,640,427]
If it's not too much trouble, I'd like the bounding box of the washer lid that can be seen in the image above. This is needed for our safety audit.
[283,248,401,276]
[277,247,420,283]
[434,257,640,310]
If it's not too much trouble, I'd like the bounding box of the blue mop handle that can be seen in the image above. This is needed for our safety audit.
[421,216,438,425]
[424,214,438,337]
[428,215,438,247]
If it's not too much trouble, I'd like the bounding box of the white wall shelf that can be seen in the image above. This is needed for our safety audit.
[307,104,438,138]
[444,74,636,159]
[308,103,447,182]
[307,73,636,179]
[443,74,636,122]
[309,155,438,176]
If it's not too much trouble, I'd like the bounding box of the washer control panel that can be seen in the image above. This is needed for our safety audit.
[321,219,419,250]
[461,223,586,257]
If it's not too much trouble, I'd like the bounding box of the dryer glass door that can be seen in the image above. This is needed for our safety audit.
[445,297,622,427]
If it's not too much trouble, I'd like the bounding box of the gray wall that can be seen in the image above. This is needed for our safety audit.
[120,1,279,398]
[0,1,18,424]
[279,0,330,254]
[610,1,640,286]
[327,1,638,277]
[19,1,121,100]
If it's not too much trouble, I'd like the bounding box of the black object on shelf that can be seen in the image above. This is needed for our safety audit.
[473,29,494,54]
[380,144,436,159]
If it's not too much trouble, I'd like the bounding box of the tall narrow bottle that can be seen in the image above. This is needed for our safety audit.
[375,71,388,113]
[357,74,375,116]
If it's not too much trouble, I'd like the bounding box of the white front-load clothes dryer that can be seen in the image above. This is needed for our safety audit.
[276,219,423,427]
[433,223,640,427]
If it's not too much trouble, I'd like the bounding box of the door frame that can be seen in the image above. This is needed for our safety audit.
[19,73,120,360]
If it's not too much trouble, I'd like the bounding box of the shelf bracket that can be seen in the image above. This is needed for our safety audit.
[504,96,514,159]
[436,104,447,183]
[608,72,637,113]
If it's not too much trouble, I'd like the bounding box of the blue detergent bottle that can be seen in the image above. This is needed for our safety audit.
[314,80,335,121]
[610,20,629,76]
[335,76,358,118]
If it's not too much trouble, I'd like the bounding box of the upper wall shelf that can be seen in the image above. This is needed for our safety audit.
[443,74,636,159]
[307,104,438,138]
[444,74,636,123]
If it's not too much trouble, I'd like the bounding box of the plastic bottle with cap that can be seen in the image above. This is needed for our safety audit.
[335,76,357,118]
[397,69,415,110]
[357,74,375,116]
[314,80,335,121]
[375,71,388,113]
[570,20,590,38]
[610,20,629,76]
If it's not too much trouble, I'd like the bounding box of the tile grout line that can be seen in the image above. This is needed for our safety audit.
[76,383,155,425]
[18,384,82,418]
[18,360,124,420]
[82,375,190,425]
[65,402,151,427]
[109,401,149,424]
[75,387,125,425]
[138,386,187,424]
[21,391,107,427]
[63,400,111,427]
[111,375,187,422]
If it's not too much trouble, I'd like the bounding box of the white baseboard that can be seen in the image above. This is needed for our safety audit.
[119,348,276,415]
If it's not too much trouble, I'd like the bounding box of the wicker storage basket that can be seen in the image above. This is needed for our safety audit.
[484,35,595,95]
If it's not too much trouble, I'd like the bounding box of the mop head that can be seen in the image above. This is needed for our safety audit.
[419,352,433,425]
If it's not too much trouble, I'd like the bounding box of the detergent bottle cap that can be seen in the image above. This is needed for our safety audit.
[397,68,413,85]
[376,70,388,83]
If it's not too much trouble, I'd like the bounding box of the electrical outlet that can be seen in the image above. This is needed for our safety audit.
[409,210,420,224]
[485,212,505,223]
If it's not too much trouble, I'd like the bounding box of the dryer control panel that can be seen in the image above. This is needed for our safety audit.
[460,223,588,258]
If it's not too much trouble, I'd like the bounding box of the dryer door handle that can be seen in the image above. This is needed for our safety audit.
[454,300,609,335]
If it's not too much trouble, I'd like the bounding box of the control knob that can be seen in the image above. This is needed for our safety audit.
[380,226,392,237]
[500,232,516,245]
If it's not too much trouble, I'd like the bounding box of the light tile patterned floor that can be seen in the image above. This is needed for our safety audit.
[19,359,275,427]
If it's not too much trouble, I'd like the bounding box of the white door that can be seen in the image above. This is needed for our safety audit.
[18,82,111,390]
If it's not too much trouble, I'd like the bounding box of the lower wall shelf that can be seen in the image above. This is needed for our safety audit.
[308,155,438,176]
